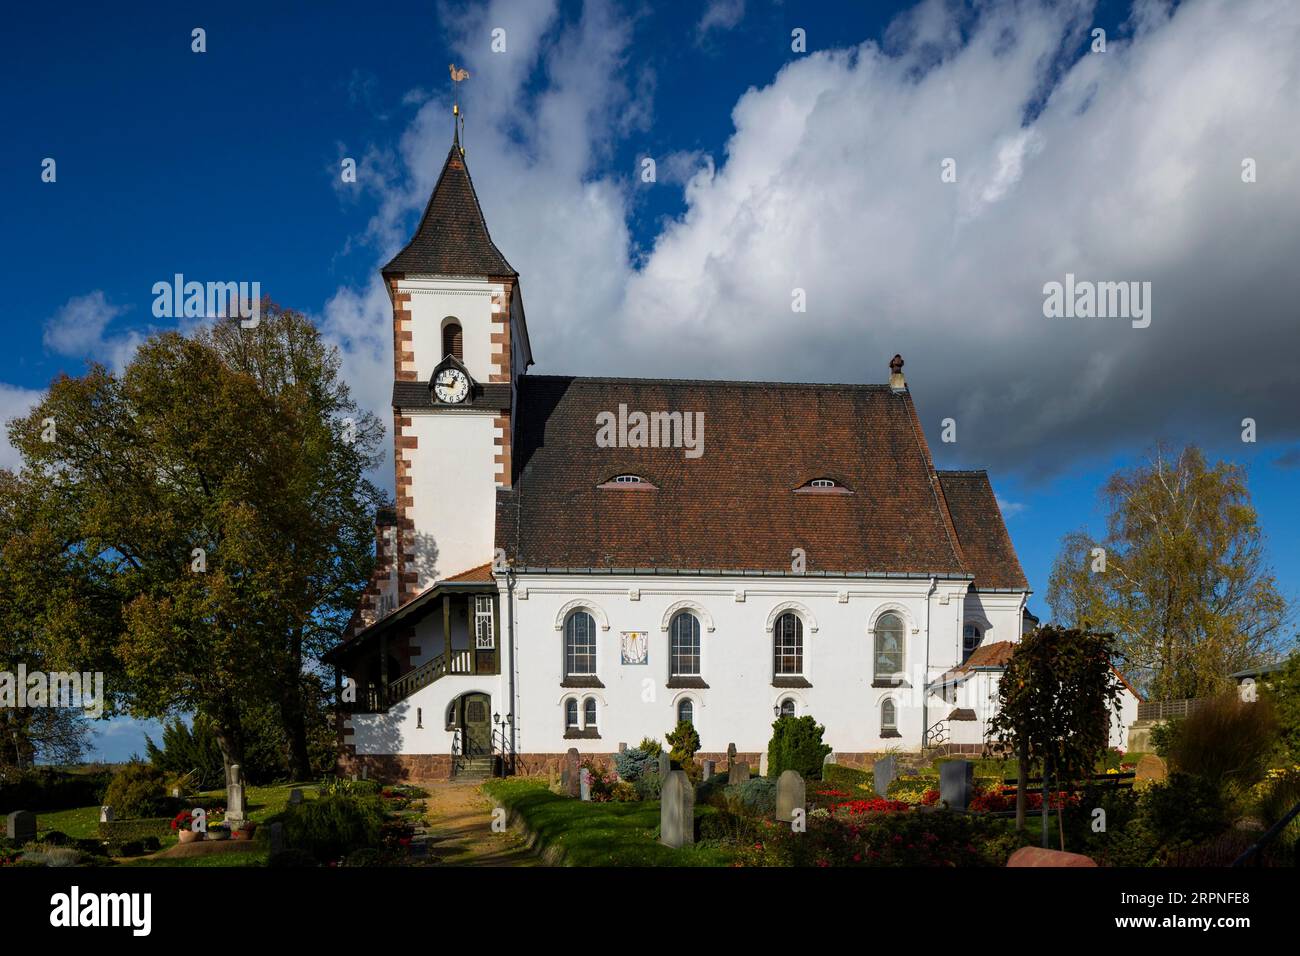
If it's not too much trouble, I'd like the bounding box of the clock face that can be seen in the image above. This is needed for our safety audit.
[434,367,470,404]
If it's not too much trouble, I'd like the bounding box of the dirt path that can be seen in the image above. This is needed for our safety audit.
[418,780,539,866]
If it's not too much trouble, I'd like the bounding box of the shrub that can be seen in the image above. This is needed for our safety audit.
[284,794,384,861]
[99,817,173,843]
[103,762,173,818]
[637,737,663,757]
[1149,717,1181,759]
[0,768,114,815]
[731,776,777,816]
[612,747,657,782]
[666,720,700,767]
[766,715,832,780]
[634,773,663,801]
[1165,693,1278,790]
[22,846,82,867]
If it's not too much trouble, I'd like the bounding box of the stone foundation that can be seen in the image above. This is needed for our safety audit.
[337,752,453,783]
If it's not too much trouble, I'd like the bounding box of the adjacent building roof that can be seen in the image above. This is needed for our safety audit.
[937,471,1029,590]
[382,140,517,278]
[495,375,1023,584]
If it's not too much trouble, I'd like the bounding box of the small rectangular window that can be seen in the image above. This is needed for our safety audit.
[475,595,495,650]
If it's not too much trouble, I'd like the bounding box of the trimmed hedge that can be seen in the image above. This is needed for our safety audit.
[98,817,174,843]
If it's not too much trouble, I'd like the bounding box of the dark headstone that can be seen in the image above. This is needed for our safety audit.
[775,770,805,823]
[287,788,304,806]
[268,822,285,855]
[728,761,750,785]
[940,760,974,810]
[6,811,36,844]
[702,760,715,781]
[564,748,581,798]
[658,752,671,777]
[726,742,737,768]
[873,755,897,798]
[659,771,695,848]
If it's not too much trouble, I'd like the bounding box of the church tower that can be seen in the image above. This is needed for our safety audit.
[382,123,533,602]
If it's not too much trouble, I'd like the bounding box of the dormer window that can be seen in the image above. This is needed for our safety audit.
[596,474,658,490]
[794,478,852,495]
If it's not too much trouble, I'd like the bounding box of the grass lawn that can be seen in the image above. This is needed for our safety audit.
[31,781,317,866]
[483,777,736,866]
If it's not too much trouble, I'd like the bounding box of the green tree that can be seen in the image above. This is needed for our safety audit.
[766,715,832,779]
[986,625,1123,840]
[1265,651,1300,765]
[5,306,383,786]
[1047,445,1289,700]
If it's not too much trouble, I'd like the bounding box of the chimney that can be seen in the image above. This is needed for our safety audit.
[889,354,906,392]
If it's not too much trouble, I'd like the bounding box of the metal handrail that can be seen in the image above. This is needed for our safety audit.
[1233,798,1300,867]
[924,719,949,747]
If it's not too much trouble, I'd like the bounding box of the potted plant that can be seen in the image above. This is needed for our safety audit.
[230,820,258,841]
[207,825,230,842]
[171,810,204,844]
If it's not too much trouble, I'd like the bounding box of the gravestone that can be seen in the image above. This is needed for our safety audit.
[7,811,36,844]
[728,761,750,785]
[759,751,769,777]
[226,764,247,825]
[659,771,695,848]
[823,752,837,767]
[287,788,304,806]
[1135,754,1167,784]
[702,760,715,781]
[658,752,671,777]
[99,806,113,823]
[564,748,581,798]
[873,755,897,798]
[619,742,627,753]
[268,822,285,855]
[727,742,737,768]
[170,786,181,798]
[775,770,806,823]
[579,768,592,802]
[940,760,974,810]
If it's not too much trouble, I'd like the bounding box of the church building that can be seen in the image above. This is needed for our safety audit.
[325,127,1131,780]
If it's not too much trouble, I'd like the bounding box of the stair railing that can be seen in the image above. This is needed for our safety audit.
[451,726,465,777]
[492,724,516,777]
[1233,797,1300,867]
[924,718,950,747]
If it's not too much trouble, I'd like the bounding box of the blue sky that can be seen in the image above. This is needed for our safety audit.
[3,0,1297,760]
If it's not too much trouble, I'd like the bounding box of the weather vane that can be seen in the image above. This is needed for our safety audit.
[448,63,470,153]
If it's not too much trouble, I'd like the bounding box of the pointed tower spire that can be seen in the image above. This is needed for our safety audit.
[381,129,515,278]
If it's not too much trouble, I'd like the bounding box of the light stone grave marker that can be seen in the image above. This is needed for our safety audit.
[659,770,695,848]
[775,770,805,823]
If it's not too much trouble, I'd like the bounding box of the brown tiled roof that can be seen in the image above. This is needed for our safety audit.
[444,562,495,583]
[382,140,516,278]
[496,375,1004,575]
[937,471,1029,589]
[392,380,512,410]
[959,640,1017,671]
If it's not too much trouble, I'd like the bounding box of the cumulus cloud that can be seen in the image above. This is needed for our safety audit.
[0,383,43,471]
[697,0,746,38]
[326,0,1300,489]
[42,291,141,373]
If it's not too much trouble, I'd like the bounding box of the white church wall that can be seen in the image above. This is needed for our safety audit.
[347,673,507,756]
[505,573,983,756]
[404,412,498,586]
[398,277,503,382]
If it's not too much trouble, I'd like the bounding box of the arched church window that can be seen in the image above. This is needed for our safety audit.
[442,320,463,361]
[564,610,597,677]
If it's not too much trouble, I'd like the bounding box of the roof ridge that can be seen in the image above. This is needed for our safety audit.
[524,374,897,390]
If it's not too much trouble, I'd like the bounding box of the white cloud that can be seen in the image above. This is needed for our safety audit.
[325,0,1300,488]
[0,383,43,472]
[698,0,746,38]
[42,290,141,373]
